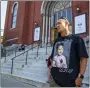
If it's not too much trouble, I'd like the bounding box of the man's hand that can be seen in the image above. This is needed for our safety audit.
[75,77,83,86]
[75,57,87,87]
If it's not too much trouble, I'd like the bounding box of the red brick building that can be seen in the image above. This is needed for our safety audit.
[3,1,89,46]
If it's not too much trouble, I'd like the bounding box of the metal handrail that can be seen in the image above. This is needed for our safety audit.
[4,42,34,62]
[11,41,42,74]
[4,45,21,62]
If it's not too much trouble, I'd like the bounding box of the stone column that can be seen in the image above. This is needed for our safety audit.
[45,16,48,44]
[48,17,51,43]
[42,15,45,44]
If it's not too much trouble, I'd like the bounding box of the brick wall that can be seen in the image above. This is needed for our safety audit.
[72,1,89,37]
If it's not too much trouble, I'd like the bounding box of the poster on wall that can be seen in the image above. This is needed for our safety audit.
[34,27,40,41]
[74,14,86,34]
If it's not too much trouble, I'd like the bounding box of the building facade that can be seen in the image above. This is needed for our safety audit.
[3,1,89,46]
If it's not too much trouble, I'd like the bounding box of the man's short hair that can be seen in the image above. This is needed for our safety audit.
[58,17,70,26]
[58,17,67,20]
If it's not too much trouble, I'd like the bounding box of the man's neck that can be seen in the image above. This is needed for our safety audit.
[60,29,70,37]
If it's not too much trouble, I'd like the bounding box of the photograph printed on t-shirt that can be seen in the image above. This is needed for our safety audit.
[52,39,73,68]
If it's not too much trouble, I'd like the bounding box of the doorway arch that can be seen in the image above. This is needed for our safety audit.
[41,1,72,44]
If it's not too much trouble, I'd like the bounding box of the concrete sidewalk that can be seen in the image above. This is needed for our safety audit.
[1,73,49,87]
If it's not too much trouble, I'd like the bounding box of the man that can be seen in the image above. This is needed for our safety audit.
[50,17,88,87]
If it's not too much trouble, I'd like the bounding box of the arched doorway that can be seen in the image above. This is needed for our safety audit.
[41,1,72,45]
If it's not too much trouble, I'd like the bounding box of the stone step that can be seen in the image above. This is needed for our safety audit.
[13,70,48,83]
[1,50,51,63]
[15,68,48,76]
[2,62,47,71]
[1,64,23,69]
[2,62,25,67]
[1,59,48,70]
[1,73,49,87]
[22,69,48,76]
[1,47,52,84]
[1,67,48,83]
[1,68,11,73]
[1,57,47,67]
[1,63,48,75]
[23,65,48,71]
[2,59,46,66]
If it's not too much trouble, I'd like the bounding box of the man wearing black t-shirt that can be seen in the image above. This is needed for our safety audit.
[50,17,88,87]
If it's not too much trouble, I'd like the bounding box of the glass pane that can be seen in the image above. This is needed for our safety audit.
[12,16,17,22]
[69,1,71,6]
[14,4,18,10]
[13,9,17,16]
[58,12,61,19]
[53,14,57,26]
[67,8,72,22]
[12,22,16,28]
[62,10,66,17]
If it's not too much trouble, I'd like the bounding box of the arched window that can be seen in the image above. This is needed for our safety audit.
[53,1,72,26]
[11,2,18,29]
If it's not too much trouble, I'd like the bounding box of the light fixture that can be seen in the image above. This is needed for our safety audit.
[77,7,80,11]
[76,6,81,13]
[35,23,37,25]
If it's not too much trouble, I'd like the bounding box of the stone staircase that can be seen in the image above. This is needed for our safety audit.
[1,43,89,86]
[1,46,52,86]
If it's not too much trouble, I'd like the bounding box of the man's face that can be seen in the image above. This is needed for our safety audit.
[56,19,66,33]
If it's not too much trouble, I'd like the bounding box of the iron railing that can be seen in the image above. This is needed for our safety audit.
[3,43,34,63]
[10,42,41,74]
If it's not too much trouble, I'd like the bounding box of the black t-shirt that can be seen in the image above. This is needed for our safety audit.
[51,34,88,87]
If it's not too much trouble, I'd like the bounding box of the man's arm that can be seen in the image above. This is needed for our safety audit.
[80,57,87,75]
[75,57,87,86]
[75,37,88,86]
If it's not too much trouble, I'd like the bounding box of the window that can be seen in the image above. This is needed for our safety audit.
[67,8,72,22]
[11,2,18,29]
[58,12,61,19]
[62,10,66,18]
[54,13,57,26]
[54,8,72,26]
[53,1,72,26]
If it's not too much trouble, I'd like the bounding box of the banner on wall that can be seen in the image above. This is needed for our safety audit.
[34,27,40,41]
[74,14,86,34]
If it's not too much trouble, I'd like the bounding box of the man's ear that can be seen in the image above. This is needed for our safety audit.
[65,21,69,27]
[66,21,68,25]
[65,22,67,27]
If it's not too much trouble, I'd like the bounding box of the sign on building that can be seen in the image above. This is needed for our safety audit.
[74,14,86,34]
[34,27,40,41]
